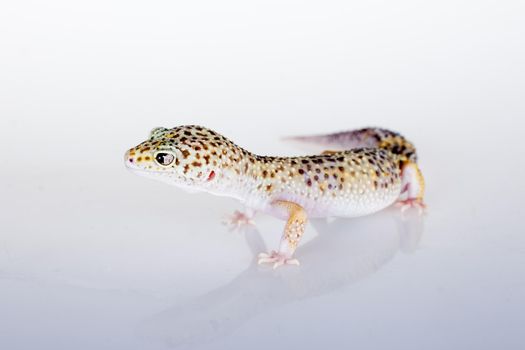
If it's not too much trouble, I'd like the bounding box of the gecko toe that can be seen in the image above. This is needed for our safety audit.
[287,259,300,266]
[273,260,284,269]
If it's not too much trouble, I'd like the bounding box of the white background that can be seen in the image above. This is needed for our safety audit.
[1,1,524,349]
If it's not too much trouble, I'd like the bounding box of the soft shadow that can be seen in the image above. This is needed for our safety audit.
[138,208,424,348]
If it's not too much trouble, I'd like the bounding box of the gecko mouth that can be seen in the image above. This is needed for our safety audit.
[125,166,165,175]
[126,165,200,191]
[124,156,161,174]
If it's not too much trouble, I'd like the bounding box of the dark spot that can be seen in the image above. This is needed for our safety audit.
[298,169,305,175]
[306,179,312,186]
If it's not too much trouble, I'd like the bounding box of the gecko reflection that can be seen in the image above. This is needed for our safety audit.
[138,209,424,348]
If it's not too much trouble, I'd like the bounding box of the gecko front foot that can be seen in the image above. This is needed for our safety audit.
[222,210,255,232]
[396,198,427,215]
[257,251,300,269]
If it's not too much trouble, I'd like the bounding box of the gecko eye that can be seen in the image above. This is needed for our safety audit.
[155,152,175,166]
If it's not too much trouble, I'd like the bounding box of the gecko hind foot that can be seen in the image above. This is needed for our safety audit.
[257,251,300,269]
[395,198,427,215]
[222,210,255,232]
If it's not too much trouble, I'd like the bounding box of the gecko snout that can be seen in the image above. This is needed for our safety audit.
[124,148,152,171]
[124,149,137,168]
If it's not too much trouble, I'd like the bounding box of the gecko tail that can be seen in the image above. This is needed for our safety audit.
[283,127,418,163]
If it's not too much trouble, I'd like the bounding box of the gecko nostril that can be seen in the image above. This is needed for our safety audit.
[129,158,134,163]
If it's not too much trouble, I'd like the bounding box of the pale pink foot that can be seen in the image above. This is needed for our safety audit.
[257,251,300,269]
[222,210,255,231]
[396,198,427,215]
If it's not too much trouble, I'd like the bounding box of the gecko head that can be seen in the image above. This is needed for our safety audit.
[124,125,236,191]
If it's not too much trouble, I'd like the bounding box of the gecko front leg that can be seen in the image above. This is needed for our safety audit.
[223,208,256,232]
[258,200,307,269]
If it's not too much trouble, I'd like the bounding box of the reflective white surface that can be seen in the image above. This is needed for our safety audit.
[1,1,524,349]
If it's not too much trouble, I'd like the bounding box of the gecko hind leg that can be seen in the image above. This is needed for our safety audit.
[258,201,307,269]
[222,208,256,232]
[396,162,426,215]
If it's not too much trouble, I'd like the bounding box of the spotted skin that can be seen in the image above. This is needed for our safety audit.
[125,125,425,268]
[286,127,419,163]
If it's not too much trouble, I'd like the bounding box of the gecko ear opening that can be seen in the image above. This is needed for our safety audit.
[150,127,168,139]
